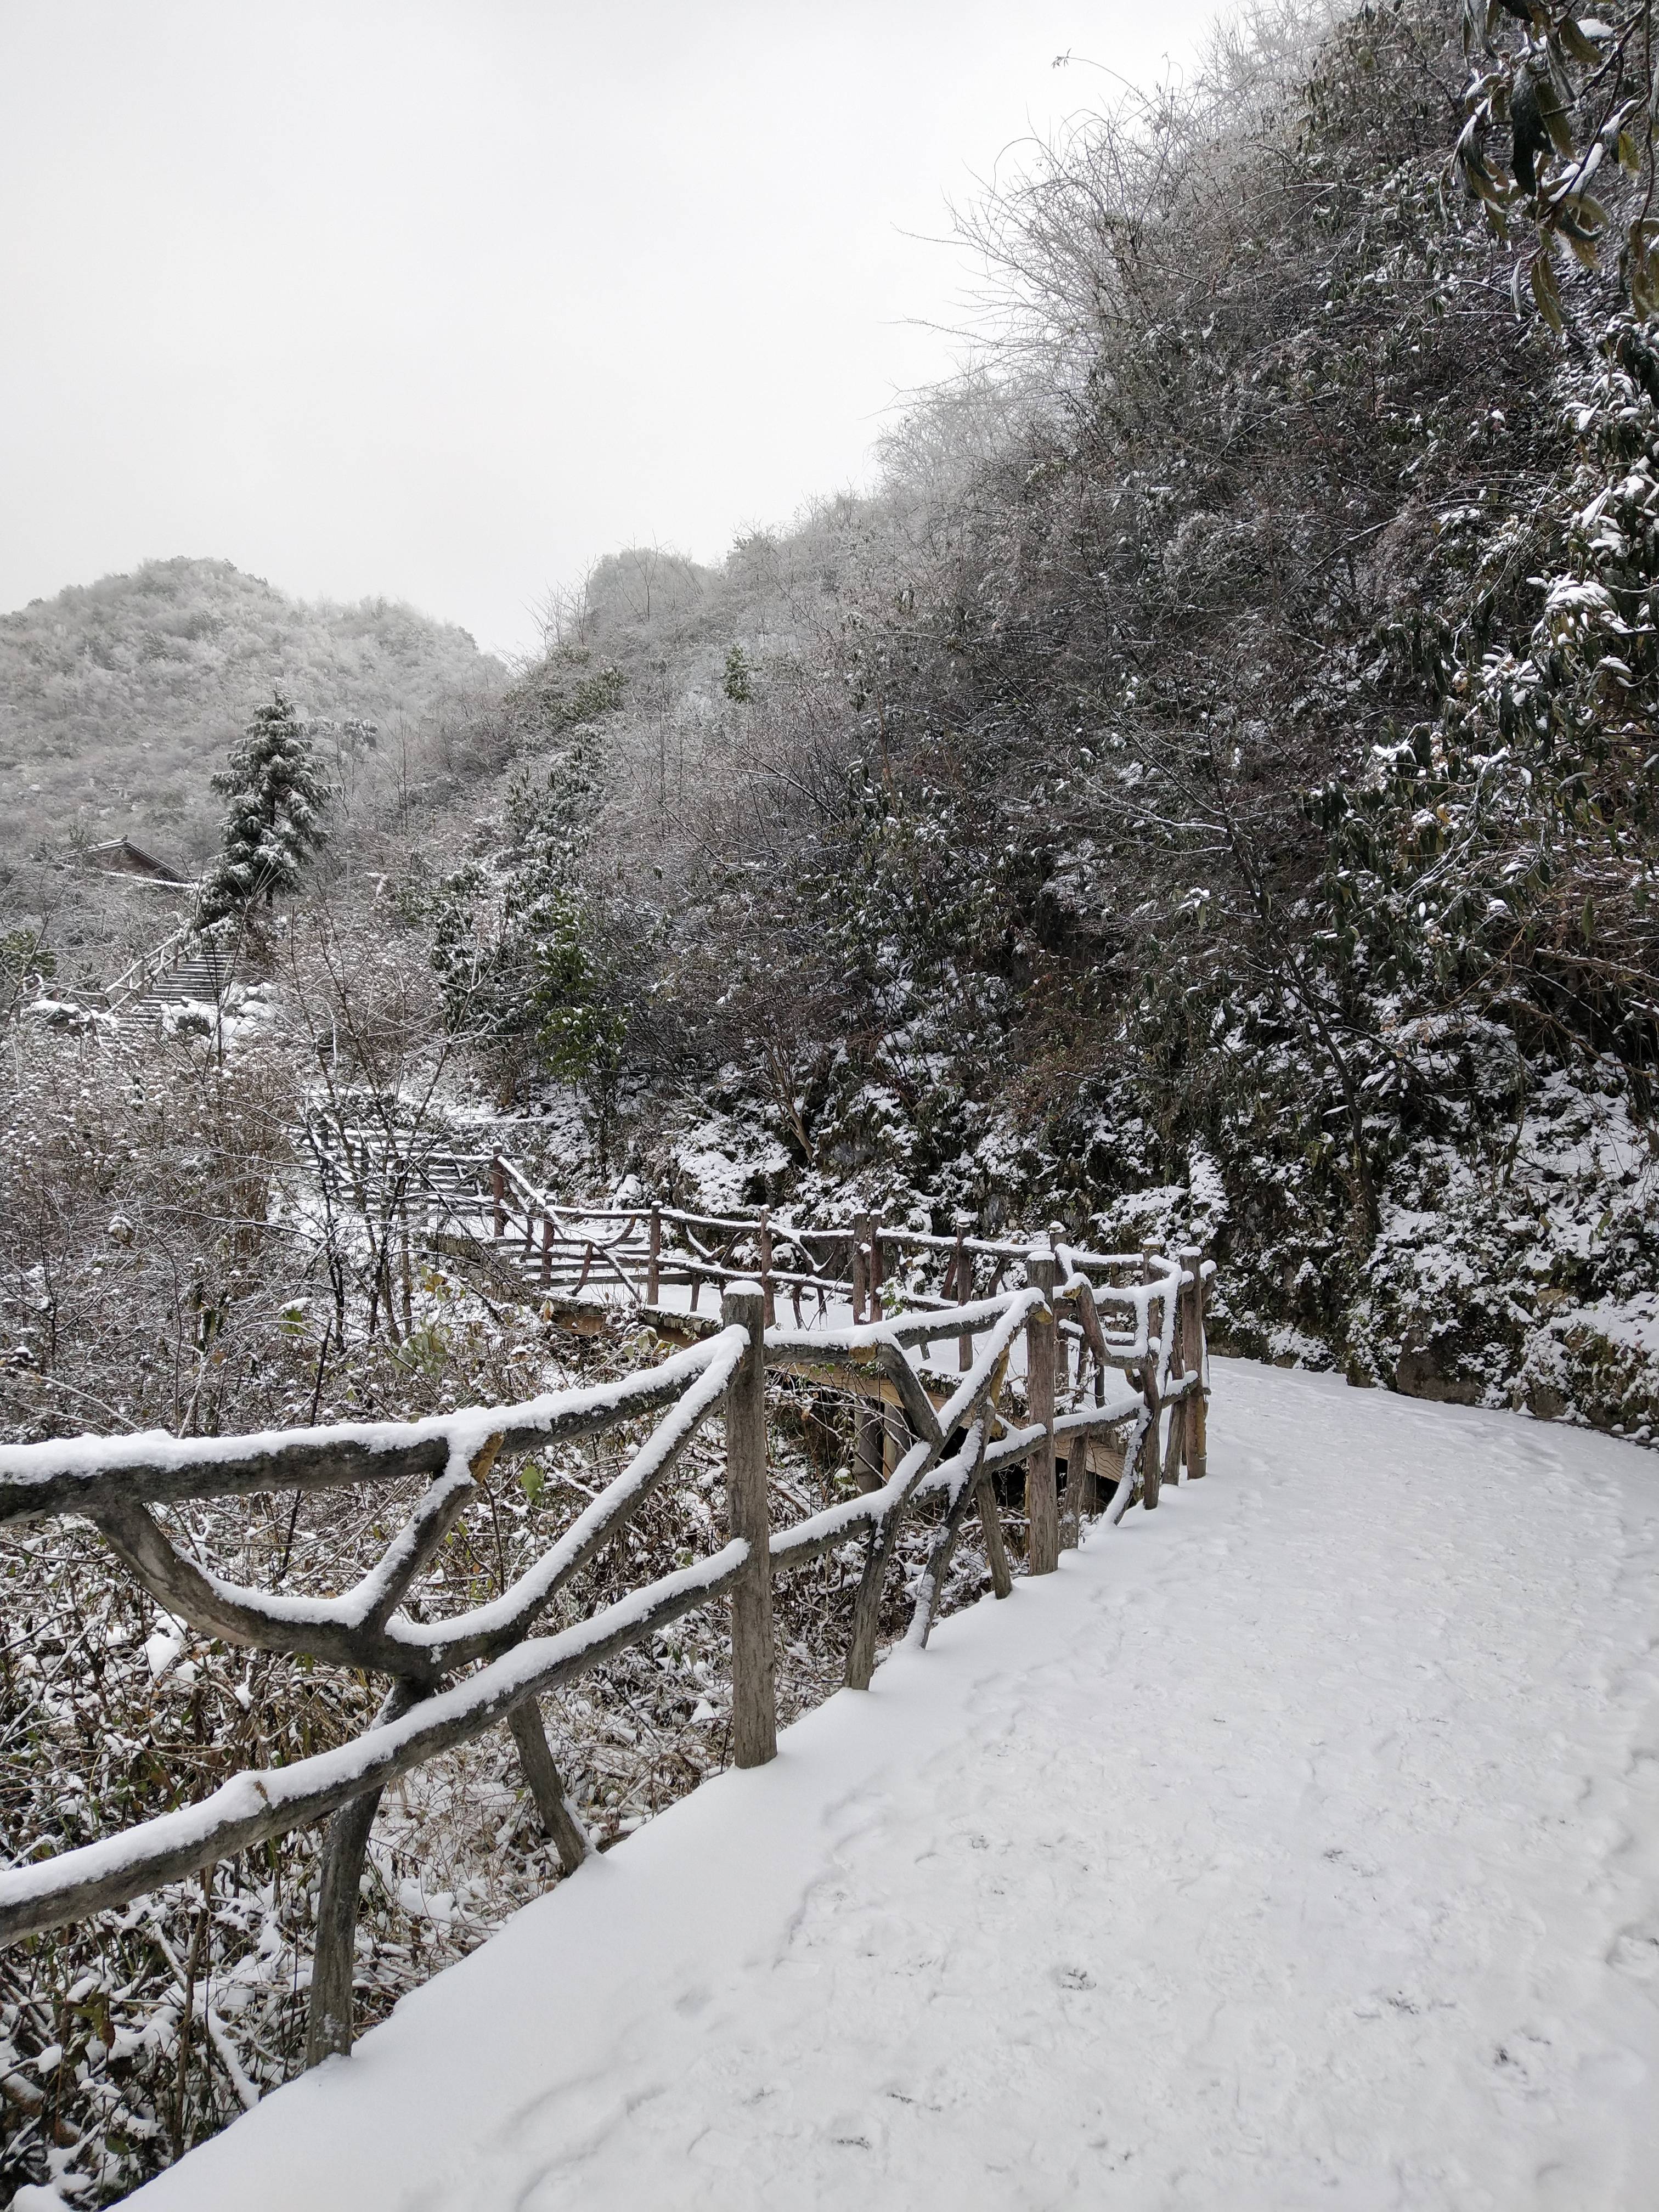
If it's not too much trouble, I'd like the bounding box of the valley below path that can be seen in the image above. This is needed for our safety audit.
[130,1363,1659,2212]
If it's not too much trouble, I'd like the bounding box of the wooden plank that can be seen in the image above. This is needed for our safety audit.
[909,1428,986,1649]
[766,1497,883,1572]
[0,1545,751,1946]
[842,1334,1015,1685]
[875,1342,944,1448]
[0,1431,452,1528]
[636,1303,724,1346]
[88,1495,445,1680]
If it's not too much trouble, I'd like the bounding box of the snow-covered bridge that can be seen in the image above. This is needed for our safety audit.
[112,1364,1658,2210]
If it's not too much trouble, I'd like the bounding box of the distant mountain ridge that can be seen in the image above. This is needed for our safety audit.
[0,556,505,863]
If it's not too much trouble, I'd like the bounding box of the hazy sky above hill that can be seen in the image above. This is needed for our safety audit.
[3,0,1218,658]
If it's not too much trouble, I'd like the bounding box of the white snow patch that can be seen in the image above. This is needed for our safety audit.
[131,1364,1659,2211]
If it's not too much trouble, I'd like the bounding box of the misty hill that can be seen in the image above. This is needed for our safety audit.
[0,556,506,866]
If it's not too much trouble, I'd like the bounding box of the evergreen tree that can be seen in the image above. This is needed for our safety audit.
[427,727,633,1148]
[196,690,331,927]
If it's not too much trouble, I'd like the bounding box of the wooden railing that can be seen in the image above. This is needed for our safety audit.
[0,1239,1210,2069]
[422,1146,1167,1334]
[96,918,232,1017]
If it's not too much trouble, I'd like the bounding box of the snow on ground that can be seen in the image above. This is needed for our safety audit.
[128,1362,1659,2212]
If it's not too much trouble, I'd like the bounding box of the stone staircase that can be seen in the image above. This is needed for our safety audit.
[108,943,231,1044]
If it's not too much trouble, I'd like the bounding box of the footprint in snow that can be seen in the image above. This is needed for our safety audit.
[1608,1925,1659,1978]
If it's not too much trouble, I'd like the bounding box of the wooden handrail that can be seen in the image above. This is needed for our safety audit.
[0,1234,1210,2073]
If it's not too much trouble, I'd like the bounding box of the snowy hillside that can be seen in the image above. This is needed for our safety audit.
[0,558,504,866]
[122,1366,1659,2212]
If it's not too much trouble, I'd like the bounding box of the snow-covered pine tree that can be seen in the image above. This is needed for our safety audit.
[196,689,331,927]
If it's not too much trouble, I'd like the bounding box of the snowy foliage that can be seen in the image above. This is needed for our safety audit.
[194,693,335,929]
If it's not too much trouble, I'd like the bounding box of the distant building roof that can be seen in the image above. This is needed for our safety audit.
[85,837,192,886]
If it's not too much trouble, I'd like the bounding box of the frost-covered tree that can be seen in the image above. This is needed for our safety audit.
[427,731,635,1147]
[196,689,331,927]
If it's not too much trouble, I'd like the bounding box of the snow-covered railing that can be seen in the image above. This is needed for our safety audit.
[300,1120,1197,1354]
[0,1243,1210,2073]
[97,917,233,1017]
[428,1150,1201,1357]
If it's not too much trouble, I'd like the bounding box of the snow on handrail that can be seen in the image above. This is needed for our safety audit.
[0,1332,736,1525]
[0,1243,1212,2067]
[0,1541,751,1948]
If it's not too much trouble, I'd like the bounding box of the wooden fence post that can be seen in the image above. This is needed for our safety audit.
[647,1204,661,1305]
[1142,1239,1183,1489]
[759,1209,775,1328]
[1049,1214,1074,1406]
[1026,1243,1058,1575]
[1163,1282,1187,1488]
[539,1213,552,1289]
[851,1211,882,1489]
[853,1210,871,1324]
[1139,1240,1164,1510]
[1051,1220,1086,1551]
[491,1155,506,1240]
[722,1283,776,1768]
[1181,1245,1209,1479]
[307,1677,427,2066]
[953,1222,972,1372]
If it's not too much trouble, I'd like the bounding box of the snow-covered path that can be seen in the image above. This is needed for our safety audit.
[136,1363,1659,2211]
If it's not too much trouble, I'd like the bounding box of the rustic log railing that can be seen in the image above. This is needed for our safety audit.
[402,1141,1184,1343]
[0,1240,1210,2069]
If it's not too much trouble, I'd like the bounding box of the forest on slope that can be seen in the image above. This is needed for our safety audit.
[0,557,504,868]
[425,2,1656,1440]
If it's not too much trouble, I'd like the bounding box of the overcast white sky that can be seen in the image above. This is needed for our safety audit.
[2,1,1220,658]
